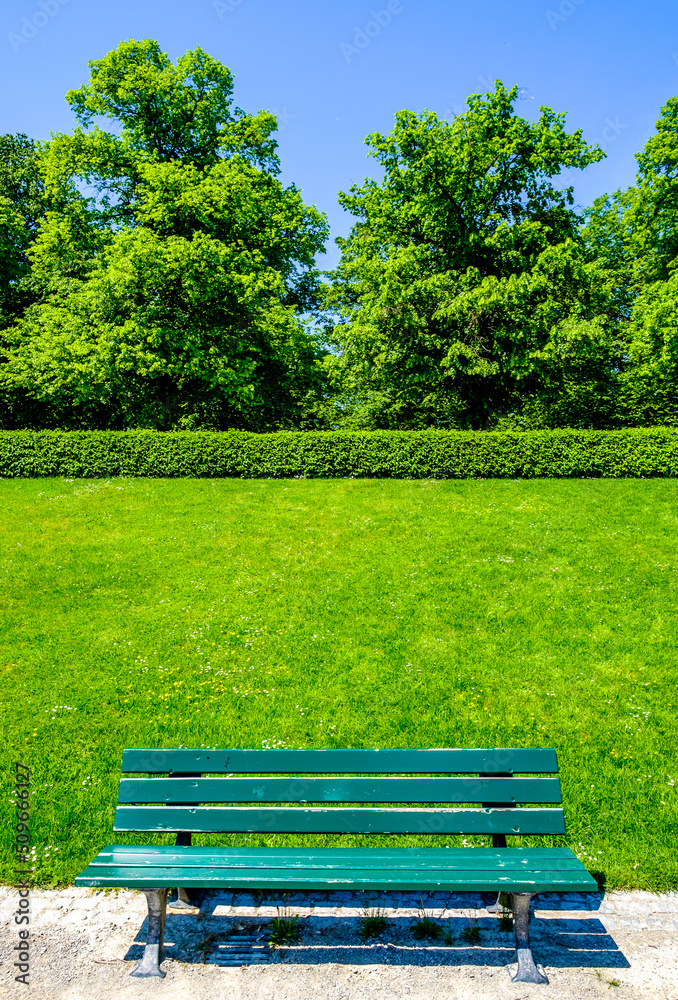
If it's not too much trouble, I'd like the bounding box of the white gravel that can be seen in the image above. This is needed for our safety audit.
[2,887,677,1000]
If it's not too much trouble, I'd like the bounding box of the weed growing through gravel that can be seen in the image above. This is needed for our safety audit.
[359,902,388,940]
[268,916,298,946]
[268,899,299,946]
[411,898,441,940]
[596,970,622,988]
[412,915,441,940]
[442,926,455,947]
[460,909,482,944]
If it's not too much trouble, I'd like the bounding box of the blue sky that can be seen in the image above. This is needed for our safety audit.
[2,0,677,267]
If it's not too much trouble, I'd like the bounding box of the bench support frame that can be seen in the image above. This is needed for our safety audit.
[170,886,194,909]
[168,832,196,909]
[168,779,199,909]
[510,893,548,984]
[128,886,549,983]
[131,889,168,978]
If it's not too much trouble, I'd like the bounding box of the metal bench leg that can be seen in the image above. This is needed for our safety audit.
[168,831,196,909]
[487,890,507,913]
[483,813,508,912]
[170,886,194,909]
[510,893,548,984]
[131,889,168,978]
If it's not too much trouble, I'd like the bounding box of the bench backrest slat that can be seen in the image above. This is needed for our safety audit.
[121,748,558,775]
[113,805,566,836]
[114,747,565,838]
[118,776,562,805]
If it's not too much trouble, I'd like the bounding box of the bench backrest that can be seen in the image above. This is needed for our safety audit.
[114,748,566,837]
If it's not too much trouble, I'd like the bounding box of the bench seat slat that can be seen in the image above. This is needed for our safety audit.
[76,868,597,893]
[118,776,562,805]
[114,805,566,835]
[76,847,597,893]
[84,845,589,873]
[122,748,558,775]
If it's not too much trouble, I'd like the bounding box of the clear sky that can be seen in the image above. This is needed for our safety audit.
[2,0,677,267]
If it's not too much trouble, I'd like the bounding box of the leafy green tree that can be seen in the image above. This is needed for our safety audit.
[40,39,280,226]
[581,95,678,426]
[582,96,678,306]
[4,226,324,430]
[323,82,617,429]
[0,134,47,325]
[631,96,678,283]
[68,39,279,170]
[1,41,328,430]
[617,270,678,426]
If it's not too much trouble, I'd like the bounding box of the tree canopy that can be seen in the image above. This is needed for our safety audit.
[0,134,48,329]
[0,40,328,430]
[322,83,619,429]
[1,48,677,432]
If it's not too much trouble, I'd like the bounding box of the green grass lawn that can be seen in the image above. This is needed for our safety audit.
[1,477,677,891]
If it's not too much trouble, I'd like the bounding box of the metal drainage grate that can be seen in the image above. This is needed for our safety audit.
[208,934,271,966]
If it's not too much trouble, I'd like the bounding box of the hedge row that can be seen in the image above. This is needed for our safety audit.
[2,428,678,478]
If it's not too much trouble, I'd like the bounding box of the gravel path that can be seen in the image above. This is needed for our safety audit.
[2,887,677,999]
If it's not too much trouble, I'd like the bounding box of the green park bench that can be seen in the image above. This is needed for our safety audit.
[75,747,598,984]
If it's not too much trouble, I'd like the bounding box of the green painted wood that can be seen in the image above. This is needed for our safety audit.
[121,748,558,775]
[75,862,598,893]
[79,745,600,897]
[85,844,589,873]
[113,805,566,835]
[76,842,598,892]
[118,776,562,805]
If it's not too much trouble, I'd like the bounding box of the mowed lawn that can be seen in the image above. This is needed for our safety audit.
[1,477,677,891]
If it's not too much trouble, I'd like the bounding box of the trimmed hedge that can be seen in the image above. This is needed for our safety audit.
[1,428,678,478]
